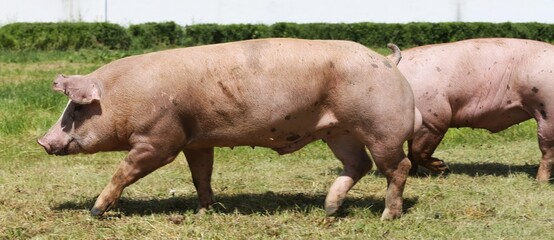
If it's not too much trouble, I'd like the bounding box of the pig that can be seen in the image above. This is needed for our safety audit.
[38,38,418,220]
[396,38,554,182]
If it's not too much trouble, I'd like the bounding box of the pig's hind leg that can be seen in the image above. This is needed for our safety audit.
[183,148,215,213]
[324,134,372,216]
[348,118,413,220]
[366,138,412,220]
[408,125,449,175]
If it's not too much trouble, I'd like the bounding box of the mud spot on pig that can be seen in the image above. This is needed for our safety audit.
[286,133,301,142]
[367,87,374,93]
[507,100,512,104]
[532,87,539,93]
[215,110,234,124]
[433,113,439,117]
[285,115,291,120]
[507,85,510,90]
[436,67,442,72]
[270,128,277,133]
[371,64,379,68]
[218,81,235,99]
[383,60,392,69]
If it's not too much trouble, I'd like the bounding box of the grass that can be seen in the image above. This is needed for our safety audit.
[0,48,553,239]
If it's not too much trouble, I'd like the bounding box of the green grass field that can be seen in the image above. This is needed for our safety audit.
[0,48,552,239]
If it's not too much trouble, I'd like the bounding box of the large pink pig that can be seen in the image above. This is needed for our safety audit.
[38,38,418,220]
[397,38,553,182]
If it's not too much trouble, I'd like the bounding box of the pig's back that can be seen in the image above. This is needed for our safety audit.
[89,38,403,147]
[92,38,389,117]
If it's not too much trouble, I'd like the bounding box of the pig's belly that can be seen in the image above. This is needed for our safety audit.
[188,125,350,152]
[186,111,349,153]
[451,107,531,133]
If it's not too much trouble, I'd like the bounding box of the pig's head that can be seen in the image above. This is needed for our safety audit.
[38,75,107,155]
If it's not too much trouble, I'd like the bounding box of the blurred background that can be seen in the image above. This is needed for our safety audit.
[1,0,554,25]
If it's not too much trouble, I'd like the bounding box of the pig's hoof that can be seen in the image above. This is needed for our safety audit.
[90,207,105,217]
[440,167,451,176]
[325,200,344,216]
[197,207,211,215]
[423,158,450,173]
[380,208,401,221]
[325,201,348,217]
[325,205,339,216]
[536,169,552,183]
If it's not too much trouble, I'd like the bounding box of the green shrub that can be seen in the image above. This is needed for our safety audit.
[393,22,554,47]
[129,22,184,49]
[183,24,271,46]
[0,32,16,49]
[268,22,301,38]
[184,22,554,48]
[1,22,553,51]
[0,22,131,50]
[189,22,550,49]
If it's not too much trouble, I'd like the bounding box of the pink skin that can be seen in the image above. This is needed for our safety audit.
[397,38,554,183]
[38,39,417,220]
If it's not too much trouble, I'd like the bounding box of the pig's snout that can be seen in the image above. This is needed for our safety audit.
[37,138,54,155]
[37,134,74,155]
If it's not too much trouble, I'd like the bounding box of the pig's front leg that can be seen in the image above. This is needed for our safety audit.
[91,142,179,216]
[408,125,449,175]
[183,148,215,213]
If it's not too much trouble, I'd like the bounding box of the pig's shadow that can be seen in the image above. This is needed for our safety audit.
[413,162,542,180]
[52,192,418,217]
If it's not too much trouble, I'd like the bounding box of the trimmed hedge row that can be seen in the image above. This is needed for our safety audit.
[0,22,131,50]
[1,21,553,50]
[183,22,554,47]
[0,22,185,50]
[129,22,184,49]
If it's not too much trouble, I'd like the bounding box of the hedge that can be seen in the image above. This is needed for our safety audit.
[0,22,131,50]
[0,21,553,50]
[129,22,184,49]
[183,22,554,48]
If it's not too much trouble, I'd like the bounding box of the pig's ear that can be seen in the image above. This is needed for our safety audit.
[53,75,101,104]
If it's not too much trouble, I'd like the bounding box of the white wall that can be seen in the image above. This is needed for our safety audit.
[1,0,553,26]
